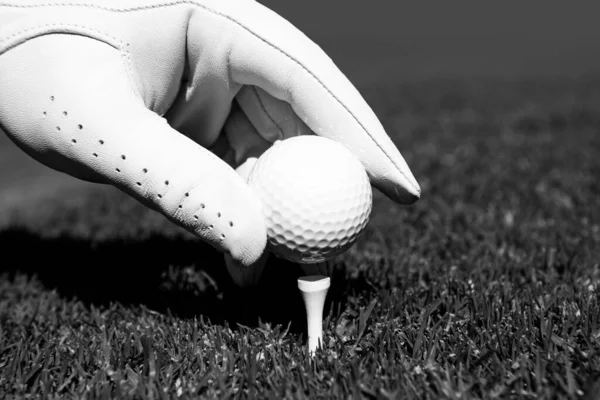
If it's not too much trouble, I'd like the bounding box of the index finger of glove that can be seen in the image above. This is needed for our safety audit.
[202,0,421,204]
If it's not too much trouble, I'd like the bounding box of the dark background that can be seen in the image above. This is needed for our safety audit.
[260,0,600,85]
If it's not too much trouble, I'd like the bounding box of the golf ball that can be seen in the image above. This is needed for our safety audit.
[247,135,373,263]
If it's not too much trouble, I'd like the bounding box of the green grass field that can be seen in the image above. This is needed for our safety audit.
[1,76,599,399]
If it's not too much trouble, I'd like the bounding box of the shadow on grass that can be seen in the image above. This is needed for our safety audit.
[0,228,350,334]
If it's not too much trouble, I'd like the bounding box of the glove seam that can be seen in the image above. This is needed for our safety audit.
[0,1,416,188]
[0,23,140,101]
[250,86,285,141]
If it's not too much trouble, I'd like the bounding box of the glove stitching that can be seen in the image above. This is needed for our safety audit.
[0,1,415,187]
[250,86,284,141]
[0,25,169,200]
[0,23,138,99]
[0,21,247,251]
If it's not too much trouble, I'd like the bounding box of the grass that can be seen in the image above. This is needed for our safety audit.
[1,75,599,399]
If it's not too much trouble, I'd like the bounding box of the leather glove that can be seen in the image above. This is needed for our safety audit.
[0,0,421,286]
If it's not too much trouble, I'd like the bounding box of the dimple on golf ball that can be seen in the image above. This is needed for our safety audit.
[247,135,373,263]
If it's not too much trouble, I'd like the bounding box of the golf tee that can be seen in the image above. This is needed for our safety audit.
[298,275,331,356]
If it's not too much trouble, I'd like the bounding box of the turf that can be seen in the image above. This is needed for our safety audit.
[1,75,599,399]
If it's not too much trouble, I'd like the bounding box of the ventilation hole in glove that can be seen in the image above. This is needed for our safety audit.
[164,180,169,186]
[71,139,76,144]
[209,225,214,230]
[115,168,121,173]
[136,182,142,186]
[201,204,205,209]
[220,234,226,240]
[78,124,83,130]
[99,140,104,144]
[63,111,68,116]
[143,168,148,173]
[50,96,55,101]
[157,194,162,199]
[93,153,98,157]
[56,126,61,132]
[185,192,189,197]
[193,215,198,221]
[217,212,221,218]
[178,205,182,209]
[42,111,47,117]
[229,221,234,227]
[121,155,126,160]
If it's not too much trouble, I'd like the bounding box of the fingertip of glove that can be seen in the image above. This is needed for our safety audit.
[228,235,268,268]
[375,170,421,205]
[397,182,421,205]
[224,251,269,287]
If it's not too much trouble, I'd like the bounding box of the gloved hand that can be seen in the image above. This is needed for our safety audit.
[0,0,420,286]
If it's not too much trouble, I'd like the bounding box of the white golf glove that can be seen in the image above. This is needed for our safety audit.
[0,0,420,286]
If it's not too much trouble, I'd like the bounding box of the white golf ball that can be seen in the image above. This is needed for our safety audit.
[247,135,373,263]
